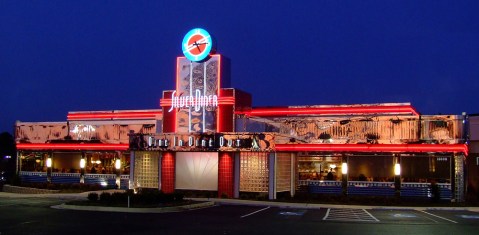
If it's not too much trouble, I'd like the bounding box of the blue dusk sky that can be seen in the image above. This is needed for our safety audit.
[1,0,478,134]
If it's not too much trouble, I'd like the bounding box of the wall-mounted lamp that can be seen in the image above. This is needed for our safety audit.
[80,158,86,184]
[115,159,121,189]
[46,157,52,183]
[394,163,401,176]
[341,162,348,174]
[46,157,52,168]
[80,159,86,169]
[115,159,121,170]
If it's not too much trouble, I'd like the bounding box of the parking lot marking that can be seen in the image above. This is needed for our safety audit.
[458,215,479,219]
[240,206,270,218]
[393,213,417,218]
[420,211,458,224]
[363,209,379,222]
[323,208,379,222]
[279,211,306,216]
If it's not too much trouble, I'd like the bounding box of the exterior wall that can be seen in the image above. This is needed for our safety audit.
[250,115,464,145]
[467,115,479,201]
[466,152,479,201]
[16,122,68,143]
[16,120,157,144]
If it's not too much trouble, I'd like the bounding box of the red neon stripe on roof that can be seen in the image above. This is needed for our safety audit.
[275,143,468,155]
[236,105,419,117]
[17,143,129,151]
[67,111,162,120]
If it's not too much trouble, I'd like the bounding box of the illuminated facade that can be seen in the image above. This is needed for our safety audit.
[15,29,470,202]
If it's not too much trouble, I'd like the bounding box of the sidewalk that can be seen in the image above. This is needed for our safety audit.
[1,191,479,213]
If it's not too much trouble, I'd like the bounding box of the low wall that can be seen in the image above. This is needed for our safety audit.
[2,185,60,194]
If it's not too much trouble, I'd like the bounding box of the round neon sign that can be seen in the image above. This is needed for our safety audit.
[182,28,213,62]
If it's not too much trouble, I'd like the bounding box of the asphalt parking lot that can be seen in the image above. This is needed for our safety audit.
[2,193,479,234]
[230,205,479,225]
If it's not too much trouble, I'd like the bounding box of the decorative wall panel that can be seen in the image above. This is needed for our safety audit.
[176,56,220,133]
[276,153,292,192]
[133,151,159,188]
[175,152,218,190]
[240,152,269,192]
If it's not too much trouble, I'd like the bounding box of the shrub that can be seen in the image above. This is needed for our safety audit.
[174,192,185,201]
[87,193,99,201]
[111,192,127,203]
[99,192,112,202]
[11,174,21,186]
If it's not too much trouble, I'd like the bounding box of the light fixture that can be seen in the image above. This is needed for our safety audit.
[330,164,336,169]
[394,163,401,176]
[80,159,86,169]
[341,163,348,174]
[115,159,121,170]
[46,157,52,168]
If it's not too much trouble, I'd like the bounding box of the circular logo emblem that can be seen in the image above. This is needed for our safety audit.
[182,28,213,62]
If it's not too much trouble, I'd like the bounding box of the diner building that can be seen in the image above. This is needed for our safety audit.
[15,29,469,202]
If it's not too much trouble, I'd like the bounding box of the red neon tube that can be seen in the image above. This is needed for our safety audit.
[17,143,129,151]
[67,111,162,120]
[236,105,419,117]
[275,143,468,155]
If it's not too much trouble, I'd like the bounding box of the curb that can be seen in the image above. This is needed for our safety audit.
[192,198,479,212]
[51,201,215,213]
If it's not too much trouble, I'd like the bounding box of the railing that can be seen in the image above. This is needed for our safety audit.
[401,182,452,200]
[19,171,47,183]
[52,172,80,184]
[84,174,116,187]
[299,180,342,195]
[19,171,129,189]
[347,181,395,196]
[301,180,452,200]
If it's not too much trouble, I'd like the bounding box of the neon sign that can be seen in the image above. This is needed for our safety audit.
[168,89,218,112]
[182,28,214,62]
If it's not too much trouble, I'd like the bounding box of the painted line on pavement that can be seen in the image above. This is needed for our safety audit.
[240,206,271,218]
[420,210,458,224]
[323,208,331,220]
[363,209,379,222]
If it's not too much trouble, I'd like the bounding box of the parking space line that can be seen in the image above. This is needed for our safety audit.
[420,210,458,224]
[323,208,331,220]
[240,206,271,218]
[363,209,379,222]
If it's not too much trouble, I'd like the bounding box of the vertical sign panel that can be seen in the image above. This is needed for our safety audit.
[176,55,220,133]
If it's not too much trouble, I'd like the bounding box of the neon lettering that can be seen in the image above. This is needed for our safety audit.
[168,89,218,112]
